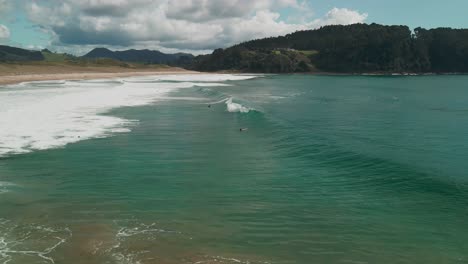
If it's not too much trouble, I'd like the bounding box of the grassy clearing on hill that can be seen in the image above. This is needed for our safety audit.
[39,50,171,69]
[296,50,319,56]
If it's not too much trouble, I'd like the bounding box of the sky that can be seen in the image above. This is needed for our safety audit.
[0,0,467,55]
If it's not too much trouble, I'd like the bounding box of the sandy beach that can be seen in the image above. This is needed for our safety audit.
[0,64,200,85]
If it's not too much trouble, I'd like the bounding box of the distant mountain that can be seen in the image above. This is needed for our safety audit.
[0,45,44,61]
[82,48,194,66]
[0,45,194,67]
[190,23,468,73]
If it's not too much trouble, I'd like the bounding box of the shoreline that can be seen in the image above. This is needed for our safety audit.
[0,69,201,86]
[311,72,468,76]
[3,68,465,86]
[217,70,468,76]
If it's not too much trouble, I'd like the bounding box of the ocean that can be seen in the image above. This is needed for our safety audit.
[0,74,467,264]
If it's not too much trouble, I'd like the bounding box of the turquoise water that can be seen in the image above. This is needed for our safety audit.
[1,75,468,264]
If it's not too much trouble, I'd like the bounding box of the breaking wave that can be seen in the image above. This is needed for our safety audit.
[226,98,252,113]
[0,74,257,157]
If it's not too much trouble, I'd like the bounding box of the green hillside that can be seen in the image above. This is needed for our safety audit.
[191,23,468,73]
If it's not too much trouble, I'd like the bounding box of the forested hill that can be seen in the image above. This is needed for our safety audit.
[190,23,468,73]
[0,45,44,61]
[0,45,194,67]
[83,48,194,66]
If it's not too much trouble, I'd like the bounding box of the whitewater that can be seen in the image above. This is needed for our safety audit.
[0,74,258,157]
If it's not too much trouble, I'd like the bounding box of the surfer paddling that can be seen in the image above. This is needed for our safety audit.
[239,128,248,132]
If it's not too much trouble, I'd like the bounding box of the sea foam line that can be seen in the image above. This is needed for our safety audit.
[152,74,261,82]
[0,220,72,264]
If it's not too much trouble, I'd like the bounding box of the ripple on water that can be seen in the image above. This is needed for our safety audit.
[0,182,15,194]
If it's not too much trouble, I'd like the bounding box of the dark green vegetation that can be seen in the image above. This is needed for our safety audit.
[191,23,468,73]
[0,45,44,61]
[192,47,318,73]
[83,48,194,67]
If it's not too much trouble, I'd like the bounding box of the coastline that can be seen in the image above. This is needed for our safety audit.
[194,67,468,78]
[2,67,465,86]
[216,69,468,76]
[0,65,200,86]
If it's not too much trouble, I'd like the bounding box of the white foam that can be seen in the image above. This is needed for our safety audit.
[111,221,180,264]
[0,220,71,264]
[0,79,191,157]
[0,182,14,194]
[116,223,176,238]
[151,74,261,82]
[226,98,251,113]
[192,83,232,87]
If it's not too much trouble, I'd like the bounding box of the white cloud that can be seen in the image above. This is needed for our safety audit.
[221,8,367,45]
[22,0,368,53]
[165,0,304,22]
[0,24,10,40]
[221,10,306,45]
[313,8,368,26]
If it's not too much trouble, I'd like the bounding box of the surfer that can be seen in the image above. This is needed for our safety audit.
[208,104,211,108]
[239,128,248,132]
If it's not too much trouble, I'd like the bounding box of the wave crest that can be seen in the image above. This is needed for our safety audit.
[226,98,251,113]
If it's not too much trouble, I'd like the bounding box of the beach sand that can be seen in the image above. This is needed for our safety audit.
[0,64,200,85]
